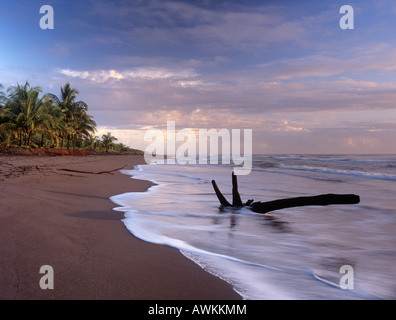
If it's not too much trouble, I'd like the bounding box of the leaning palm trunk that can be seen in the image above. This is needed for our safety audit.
[27,131,33,146]
[24,131,28,146]
[19,129,23,146]
[61,134,64,149]
[73,134,76,151]
[54,134,59,148]
[67,134,70,150]
[40,133,45,147]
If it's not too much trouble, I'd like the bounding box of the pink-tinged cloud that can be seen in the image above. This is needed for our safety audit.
[258,47,396,80]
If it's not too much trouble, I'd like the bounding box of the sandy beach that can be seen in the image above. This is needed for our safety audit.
[0,153,241,300]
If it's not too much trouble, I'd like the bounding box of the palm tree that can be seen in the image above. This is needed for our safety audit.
[68,103,97,150]
[0,81,111,151]
[0,84,11,147]
[0,83,23,145]
[0,84,5,106]
[36,102,65,147]
[0,84,5,121]
[50,83,95,150]
[2,81,54,146]
[84,134,101,151]
[114,142,132,153]
[101,132,118,152]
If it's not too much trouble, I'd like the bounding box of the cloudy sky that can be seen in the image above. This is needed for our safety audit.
[1,0,396,153]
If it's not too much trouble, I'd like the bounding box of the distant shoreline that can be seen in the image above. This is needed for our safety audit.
[0,146,143,157]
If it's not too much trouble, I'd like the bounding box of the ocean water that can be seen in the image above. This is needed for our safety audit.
[110,154,396,300]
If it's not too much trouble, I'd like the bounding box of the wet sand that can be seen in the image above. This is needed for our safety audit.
[0,154,241,300]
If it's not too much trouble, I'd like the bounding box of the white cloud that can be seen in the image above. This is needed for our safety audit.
[124,67,197,80]
[59,68,124,83]
[58,67,197,84]
[91,70,124,83]
[59,69,90,79]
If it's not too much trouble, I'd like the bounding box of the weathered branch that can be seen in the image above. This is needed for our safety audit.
[36,165,127,175]
[211,180,232,206]
[250,194,360,214]
[212,173,360,214]
[232,172,243,207]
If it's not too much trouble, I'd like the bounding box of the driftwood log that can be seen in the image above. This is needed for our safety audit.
[36,165,127,175]
[212,172,360,214]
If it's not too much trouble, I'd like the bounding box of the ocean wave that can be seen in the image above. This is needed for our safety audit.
[121,211,279,271]
[257,161,277,168]
[142,169,209,183]
[277,165,396,181]
[264,155,396,164]
[252,168,346,182]
[112,158,396,300]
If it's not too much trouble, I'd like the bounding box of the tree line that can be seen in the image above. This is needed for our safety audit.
[0,82,139,153]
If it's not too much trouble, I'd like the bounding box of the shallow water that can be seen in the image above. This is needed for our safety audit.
[110,154,396,299]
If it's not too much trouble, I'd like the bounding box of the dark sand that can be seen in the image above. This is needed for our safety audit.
[0,154,241,300]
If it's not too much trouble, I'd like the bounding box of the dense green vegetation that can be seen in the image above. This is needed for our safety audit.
[0,82,140,154]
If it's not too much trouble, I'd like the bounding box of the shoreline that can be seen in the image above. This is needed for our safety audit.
[0,154,241,300]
